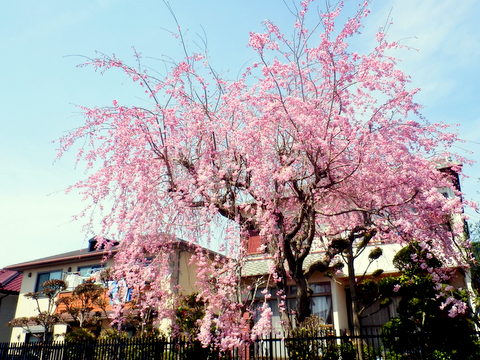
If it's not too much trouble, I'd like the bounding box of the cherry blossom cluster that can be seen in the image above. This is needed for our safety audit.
[58,0,472,348]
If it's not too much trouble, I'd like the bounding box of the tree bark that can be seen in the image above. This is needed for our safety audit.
[295,277,311,324]
[346,245,364,360]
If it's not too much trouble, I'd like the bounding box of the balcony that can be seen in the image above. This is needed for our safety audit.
[62,269,104,291]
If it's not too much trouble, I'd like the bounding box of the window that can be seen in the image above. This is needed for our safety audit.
[286,283,333,324]
[35,270,62,292]
[311,295,333,324]
[252,282,333,330]
[247,235,264,255]
[77,264,103,277]
[25,332,52,343]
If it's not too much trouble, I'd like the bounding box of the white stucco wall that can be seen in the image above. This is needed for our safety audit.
[330,280,348,334]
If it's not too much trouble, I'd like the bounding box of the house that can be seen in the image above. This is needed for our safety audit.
[4,238,116,342]
[0,269,22,342]
[242,237,474,335]
[5,237,203,343]
[240,164,474,335]
[242,237,402,333]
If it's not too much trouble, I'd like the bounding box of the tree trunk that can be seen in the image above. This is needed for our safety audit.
[295,277,311,324]
[346,246,364,360]
[274,261,293,333]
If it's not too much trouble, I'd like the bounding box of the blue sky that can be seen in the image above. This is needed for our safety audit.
[1,0,479,268]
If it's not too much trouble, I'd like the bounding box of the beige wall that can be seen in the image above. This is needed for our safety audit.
[347,243,403,276]
[177,251,198,295]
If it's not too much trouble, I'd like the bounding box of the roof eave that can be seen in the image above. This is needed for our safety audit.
[0,289,20,295]
[4,249,118,272]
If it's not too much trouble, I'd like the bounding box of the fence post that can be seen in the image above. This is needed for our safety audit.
[269,333,273,360]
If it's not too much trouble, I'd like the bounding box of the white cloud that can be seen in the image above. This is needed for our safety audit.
[362,0,480,101]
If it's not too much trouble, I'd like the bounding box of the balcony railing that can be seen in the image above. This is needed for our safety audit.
[62,271,103,291]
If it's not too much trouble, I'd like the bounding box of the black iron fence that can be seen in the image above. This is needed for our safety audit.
[0,332,475,360]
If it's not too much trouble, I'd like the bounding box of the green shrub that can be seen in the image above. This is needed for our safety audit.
[98,328,129,339]
[322,342,356,360]
[175,293,205,340]
[65,327,96,341]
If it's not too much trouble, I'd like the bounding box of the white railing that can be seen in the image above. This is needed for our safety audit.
[63,270,104,291]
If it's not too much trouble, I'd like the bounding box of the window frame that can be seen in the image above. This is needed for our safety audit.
[77,264,104,277]
[252,281,333,326]
[285,282,333,324]
[34,270,63,292]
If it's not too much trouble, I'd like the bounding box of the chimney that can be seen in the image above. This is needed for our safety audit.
[88,237,98,252]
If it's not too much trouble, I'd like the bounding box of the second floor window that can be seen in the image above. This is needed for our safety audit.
[77,264,103,277]
[35,270,62,292]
